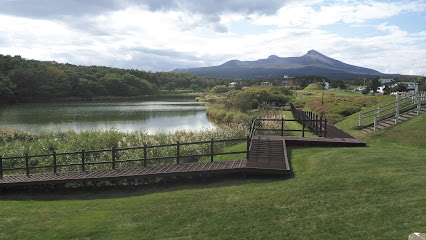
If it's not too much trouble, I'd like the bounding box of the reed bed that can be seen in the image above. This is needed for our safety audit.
[0,125,247,173]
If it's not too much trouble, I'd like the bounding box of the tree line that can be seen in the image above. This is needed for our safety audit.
[0,55,224,104]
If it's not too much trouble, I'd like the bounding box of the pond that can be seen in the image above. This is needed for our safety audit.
[0,99,215,134]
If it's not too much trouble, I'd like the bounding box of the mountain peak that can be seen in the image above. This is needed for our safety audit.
[221,59,241,67]
[268,55,279,59]
[306,49,322,56]
[173,50,382,79]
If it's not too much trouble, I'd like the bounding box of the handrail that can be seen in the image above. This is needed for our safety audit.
[0,137,248,179]
[251,111,328,138]
[289,103,327,137]
[359,91,426,129]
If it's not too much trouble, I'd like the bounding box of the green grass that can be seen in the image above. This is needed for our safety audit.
[293,90,394,124]
[199,141,247,162]
[1,102,425,239]
[303,83,324,90]
[298,89,364,96]
[335,96,398,138]
[280,111,317,137]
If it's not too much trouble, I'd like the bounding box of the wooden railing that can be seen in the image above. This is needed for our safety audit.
[249,117,327,138]
[0,137,250,179]
[289,103,327,137]
[359,91,426,130]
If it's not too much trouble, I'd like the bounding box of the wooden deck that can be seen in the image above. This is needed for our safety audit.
[0,160,250,187]
[0,117,365,188]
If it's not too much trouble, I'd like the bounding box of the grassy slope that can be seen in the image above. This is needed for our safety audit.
[304,83,324,90]
[1,101,425,239]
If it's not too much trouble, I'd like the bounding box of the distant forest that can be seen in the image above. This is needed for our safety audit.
[0,54,225,103]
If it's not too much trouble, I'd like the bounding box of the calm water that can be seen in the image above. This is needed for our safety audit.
[0,100,215,134]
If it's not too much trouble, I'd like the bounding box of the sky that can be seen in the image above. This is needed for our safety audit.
[0,0,425,76]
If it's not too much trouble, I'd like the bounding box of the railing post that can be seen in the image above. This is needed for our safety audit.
[53,151,57,174]
[319,116,323,137]
[246,136,250,159]
[377,106,381,120]
[112,147,116,169]
[143,144,147,167]
[395,95,400,124]
[374,117,378,131]
[281,118,284,136]
[302,118,305,137]
[308,112,311,128]
[176,141,180,165]
[418,100,421,115]
[415,92,420,115]
[210,138,214,163]
[25,154,29,176]
[315,115,319,134]
[81,149,85,172]
[0,156,3,179]
[324,119,327,138]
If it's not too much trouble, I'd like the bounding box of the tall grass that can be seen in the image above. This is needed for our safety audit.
[0,125,247,174]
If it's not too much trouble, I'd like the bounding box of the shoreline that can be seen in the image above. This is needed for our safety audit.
[1,92,203,105]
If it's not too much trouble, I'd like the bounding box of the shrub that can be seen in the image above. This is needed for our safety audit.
[211,85,228,94]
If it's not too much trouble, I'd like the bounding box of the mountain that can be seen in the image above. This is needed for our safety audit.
[173,50,382,80]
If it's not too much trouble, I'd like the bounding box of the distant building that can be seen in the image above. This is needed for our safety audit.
[261,82,273,87]
[379,78,393,85]
[401,82,419,92]
[228,82,236,88]
[377,78,419,93]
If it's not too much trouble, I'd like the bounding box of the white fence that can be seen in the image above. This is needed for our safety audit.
[359,91,426,130]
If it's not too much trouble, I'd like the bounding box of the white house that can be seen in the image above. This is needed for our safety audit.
[377,78,419,93]
[228,82,236,88]
[401,82,419,92]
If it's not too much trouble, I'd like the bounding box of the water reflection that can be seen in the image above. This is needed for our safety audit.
[0,100,215,134]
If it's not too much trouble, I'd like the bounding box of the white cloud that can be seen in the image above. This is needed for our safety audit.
[253,0,426,27]
[0,0,425,75]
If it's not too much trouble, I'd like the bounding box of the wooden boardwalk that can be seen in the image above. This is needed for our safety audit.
[0,160,248,187]
[0,115,365,188]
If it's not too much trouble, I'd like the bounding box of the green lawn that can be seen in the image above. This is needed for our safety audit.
[280,111,318,137]
[298,89,365,96]
[199,141,247,162]
[1,112,425,239]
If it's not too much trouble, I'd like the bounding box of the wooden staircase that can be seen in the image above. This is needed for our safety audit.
[361,107,425,133]
[247,137,289,170]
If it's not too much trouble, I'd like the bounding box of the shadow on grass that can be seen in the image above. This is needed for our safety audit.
[0,172,292,201]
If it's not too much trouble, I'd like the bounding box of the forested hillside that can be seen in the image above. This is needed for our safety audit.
[0,55,222,103]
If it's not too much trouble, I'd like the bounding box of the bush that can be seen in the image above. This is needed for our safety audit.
[211,85,229,94]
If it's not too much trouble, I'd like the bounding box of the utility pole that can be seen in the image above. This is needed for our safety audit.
[321,79,325,106]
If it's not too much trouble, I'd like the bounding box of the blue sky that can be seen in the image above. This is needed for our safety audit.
[0,0,425,76]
